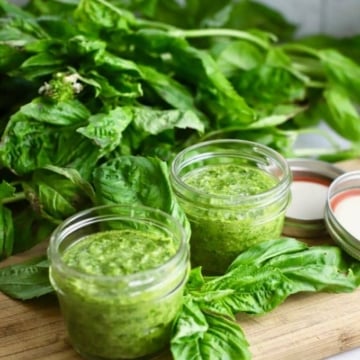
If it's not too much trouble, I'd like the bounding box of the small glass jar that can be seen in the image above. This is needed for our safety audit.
[170,139,291,275]
[325,171,360,260]
[48,205,189,360]
[283,158,344,238]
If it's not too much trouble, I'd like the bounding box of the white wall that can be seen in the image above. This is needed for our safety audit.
[259,0,360,37]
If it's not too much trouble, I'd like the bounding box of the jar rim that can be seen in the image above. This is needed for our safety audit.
[327,170,360,212]
[283,158,344,238]
[170,138,291,206]
[48,204,189,285]
[325,171,360,258]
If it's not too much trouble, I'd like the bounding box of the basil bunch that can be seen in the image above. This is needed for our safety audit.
[171,238,360,359]
[2,0,360,256]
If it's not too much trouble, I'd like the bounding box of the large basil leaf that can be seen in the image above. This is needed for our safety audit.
[139,64,201,113]
[193,239,359,316]
[323,85,360,142]
[23,165,95,223]
[228,237,308,268]
[318,49,360,103]
[77,107,133,155]
[0,100,99,177]
[92,155,191,236]
[232,65,306,108]
[0,256,53,300]
[16,97,90,125]
[171,297,251,360]
[201,264,292,315]
[74,0,137,35]
[212,40,264,77]
[131,106,205,135]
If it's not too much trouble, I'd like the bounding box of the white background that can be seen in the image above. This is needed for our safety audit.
[260,0,360,37]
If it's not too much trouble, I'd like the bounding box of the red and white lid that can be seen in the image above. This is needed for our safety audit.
[325,170,360,260]
[283,158,344,238]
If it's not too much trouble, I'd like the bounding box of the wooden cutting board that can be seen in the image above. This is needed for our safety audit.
[1,159,360,360]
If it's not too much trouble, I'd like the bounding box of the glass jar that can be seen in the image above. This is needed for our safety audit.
[325,171,360,260]
[283,158,344,238]
[48,205,189,360]
[170,139,291,275]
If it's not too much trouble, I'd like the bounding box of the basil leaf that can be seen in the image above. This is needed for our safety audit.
[267,244,348,269]
[171,297,209,344]
[192,239,358,316]
[171,297,251,360]
[202,265,292,315]
[228,237,308,269]
[20,52,64,80]
[232,65,306,108]
[197,312,250,360]
[318,49,360,103]
[267,246,358,293]
[23,165,94,222]
[323,85,360,142]
[212,40,264,76]
[0,105,99,177]
[186,267,206,292]
[247,104,306,130]
[18,97,90,126]
[139,64,201,113]
[131,107,205,135]
[77,107,133,155]
[93,155,191,236]
[0,256,53,300]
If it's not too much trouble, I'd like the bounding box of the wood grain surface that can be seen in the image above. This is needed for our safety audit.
[0,159,359,360]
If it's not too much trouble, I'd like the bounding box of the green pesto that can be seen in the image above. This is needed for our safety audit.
[182,164,284,275]
[183,164,277,196]
[54,229,183,360]
[63,229,177,276]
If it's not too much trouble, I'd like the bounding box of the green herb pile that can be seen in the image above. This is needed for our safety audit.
[2,0,360,258]
[1,1,360,358]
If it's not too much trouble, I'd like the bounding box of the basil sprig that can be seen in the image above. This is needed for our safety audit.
[171,238,360,359]
[0,238,358,358]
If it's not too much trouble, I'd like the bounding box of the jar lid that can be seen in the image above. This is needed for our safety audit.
[283,158,344,238]
[325,171,360,260]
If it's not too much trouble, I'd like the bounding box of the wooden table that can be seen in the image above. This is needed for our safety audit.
[1,159,360,360]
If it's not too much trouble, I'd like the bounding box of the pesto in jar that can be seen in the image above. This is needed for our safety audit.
[53,229,183,360]
[184,164,277,196]
[63,229,177,276]
[182,163,285,274]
